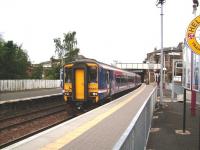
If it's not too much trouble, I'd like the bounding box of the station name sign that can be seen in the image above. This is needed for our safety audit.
[186,15,200,55]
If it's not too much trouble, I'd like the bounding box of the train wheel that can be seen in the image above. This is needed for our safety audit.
[65,103,78,117]
[108,96,113,101]
[99,99,105,106]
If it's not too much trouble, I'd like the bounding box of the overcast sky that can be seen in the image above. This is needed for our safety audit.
[0,0,198,64]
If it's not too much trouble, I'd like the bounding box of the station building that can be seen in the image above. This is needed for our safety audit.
[144,42,183,83]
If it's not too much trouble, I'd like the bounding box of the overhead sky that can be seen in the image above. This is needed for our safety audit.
[0,0,199,64]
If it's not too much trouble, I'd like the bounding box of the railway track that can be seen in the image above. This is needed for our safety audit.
[0,104,67,131]
[0,101,98,148]
[0,102,72,148]
[0,87,138,149]
[0,112,72,149]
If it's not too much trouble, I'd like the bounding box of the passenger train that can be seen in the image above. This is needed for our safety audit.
[62,59,141,108]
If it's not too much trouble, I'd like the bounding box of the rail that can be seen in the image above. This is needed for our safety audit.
[113,86,157,150]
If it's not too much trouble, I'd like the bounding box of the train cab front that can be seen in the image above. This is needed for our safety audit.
[63,62,99,109]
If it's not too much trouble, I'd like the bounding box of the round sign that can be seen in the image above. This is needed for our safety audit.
[186,15,200,55]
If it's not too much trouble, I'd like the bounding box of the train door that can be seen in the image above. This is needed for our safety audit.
[106,71,111,97]
[75,69,85,100]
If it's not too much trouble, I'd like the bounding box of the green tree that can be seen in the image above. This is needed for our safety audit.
[44,57,60,79]
[0,40,30,79]
[31,64,43,79]
[0,34,4,46]
[54,31,80,65]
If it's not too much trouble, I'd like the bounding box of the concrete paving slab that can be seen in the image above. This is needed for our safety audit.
[147,101,200,150]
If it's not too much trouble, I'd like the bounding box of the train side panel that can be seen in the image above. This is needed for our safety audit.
[98,67,113,101]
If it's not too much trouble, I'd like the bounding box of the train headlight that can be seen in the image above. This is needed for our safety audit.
[65,92,71,96]
[90,92,98,96]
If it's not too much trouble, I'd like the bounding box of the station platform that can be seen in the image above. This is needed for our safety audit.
[147,96,200,150]
[3,84,155,150]
[0,88,62,104]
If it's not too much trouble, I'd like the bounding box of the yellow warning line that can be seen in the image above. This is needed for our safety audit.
[41,84,146,150]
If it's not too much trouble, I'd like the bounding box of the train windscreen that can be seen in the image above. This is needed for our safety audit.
[88,66,97,83]
[65,68,72,83]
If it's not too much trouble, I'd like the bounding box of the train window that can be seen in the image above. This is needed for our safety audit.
[65,68,72,83]
[106,71,110,83]
[129,76,133,82]
[116,77,120,84]
[121,75,126,84]
[88,67,97,83]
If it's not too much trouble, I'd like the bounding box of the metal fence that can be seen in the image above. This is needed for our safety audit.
[113,86,157,150]
[116,63,161,70]
[0,80,60,92]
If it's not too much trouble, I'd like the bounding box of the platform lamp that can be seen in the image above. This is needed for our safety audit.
[156,0,166,105]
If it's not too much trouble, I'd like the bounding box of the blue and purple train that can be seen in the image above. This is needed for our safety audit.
[62,59,141,108]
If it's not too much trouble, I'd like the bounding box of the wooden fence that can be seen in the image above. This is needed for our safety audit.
[0,80,61,92]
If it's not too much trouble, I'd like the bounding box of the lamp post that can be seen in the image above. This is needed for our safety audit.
[156,0,166,105]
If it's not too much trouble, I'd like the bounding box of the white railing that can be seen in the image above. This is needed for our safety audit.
[113,86,157,150]
[0,80,60,92]
[116,63,161,70]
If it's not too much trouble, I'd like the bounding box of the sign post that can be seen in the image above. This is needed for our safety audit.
[184,15,200,136]
[186,15,200,116]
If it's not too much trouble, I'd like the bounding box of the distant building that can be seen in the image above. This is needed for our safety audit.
[145,42,183,83]
[40,61,52,68]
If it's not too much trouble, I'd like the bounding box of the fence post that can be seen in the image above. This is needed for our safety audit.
[183,88,187,133]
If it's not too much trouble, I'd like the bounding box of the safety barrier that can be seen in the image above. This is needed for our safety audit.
[116,63,161,70]
[113,86,157,150]
[0,80,60,92]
